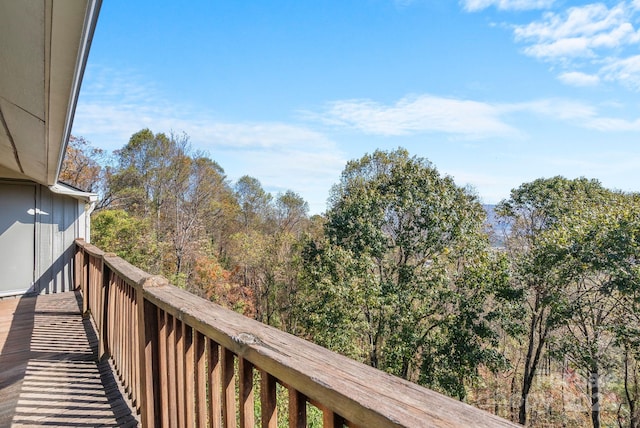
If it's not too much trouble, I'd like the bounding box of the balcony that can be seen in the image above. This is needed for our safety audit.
[0,291,138,426]
[0,239,519,427]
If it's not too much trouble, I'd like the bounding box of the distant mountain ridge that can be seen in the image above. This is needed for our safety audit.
[483,204,507,248]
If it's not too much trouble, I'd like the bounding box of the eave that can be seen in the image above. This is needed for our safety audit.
[0,0,101,187]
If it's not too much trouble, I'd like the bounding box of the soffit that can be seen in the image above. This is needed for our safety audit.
[0,0,100,186]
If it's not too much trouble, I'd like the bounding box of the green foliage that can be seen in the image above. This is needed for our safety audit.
[497,176,640,426]
[84,128,640,423]
[91,209,159,271]
[300,148,511,398]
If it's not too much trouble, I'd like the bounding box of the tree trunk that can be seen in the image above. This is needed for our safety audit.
[519,295,549,425]
[624,348,639,428]
[519,311,538,425]
[370,341,378,369]
[591,367,601,428]
[518,389,529,425]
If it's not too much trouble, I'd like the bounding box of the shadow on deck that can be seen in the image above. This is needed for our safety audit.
[0,291,139,427]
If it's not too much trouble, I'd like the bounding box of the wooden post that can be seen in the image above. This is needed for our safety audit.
[82,248,90,316]
[73,240,84,295]
[168,314,178,427]
[261,371,277,428]
[158,309,170,427]
[222,348,237,428]
[322,407,345,428]
[136,275,166,427]
[289,388,306,428]
[208,338,222,428]
[239,358,255,428]
[185,324,195,427]
[98,258,109,361]
[176,318,185,427]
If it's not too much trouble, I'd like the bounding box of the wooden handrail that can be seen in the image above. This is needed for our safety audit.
[74,238,519,427]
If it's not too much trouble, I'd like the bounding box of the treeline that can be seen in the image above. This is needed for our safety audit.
[62,130,640,427]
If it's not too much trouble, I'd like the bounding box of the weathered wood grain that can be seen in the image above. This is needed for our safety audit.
[239,357,255,428]
[75,237,520,428]
[222,347,237,428]
[208,337,222,428]
[261,371,278,428]
[288,388,307,428]
[143,283,520,428]
[0,292,139,427]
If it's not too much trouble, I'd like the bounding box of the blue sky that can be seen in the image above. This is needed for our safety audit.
[72,0,640,214]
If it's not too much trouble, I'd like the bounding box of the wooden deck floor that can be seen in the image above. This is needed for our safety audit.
[0,292,139,427]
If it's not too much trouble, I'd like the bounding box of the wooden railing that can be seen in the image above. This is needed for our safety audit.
[74,238,519,428]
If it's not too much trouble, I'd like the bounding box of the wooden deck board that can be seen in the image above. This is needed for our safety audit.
[0,292,139,427]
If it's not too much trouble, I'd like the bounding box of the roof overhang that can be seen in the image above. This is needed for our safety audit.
[0,0,101,186]
[50,182,98,203]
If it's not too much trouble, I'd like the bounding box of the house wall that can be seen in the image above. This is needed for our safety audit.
[0,180,89,297]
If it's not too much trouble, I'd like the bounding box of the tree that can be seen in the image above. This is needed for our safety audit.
[275,190,309,234]
[60,135,104,192]
[496,176,610,424]
[103,129,239,286]
[228,186,311,327]
[234,175,273,231]
[300,148,510,398]
[537,191,640,428]
[91,209,158,271]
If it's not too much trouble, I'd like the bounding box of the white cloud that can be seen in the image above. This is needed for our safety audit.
[311,94,634,138]
[585,116,640,131]
[311,95,519,139]
[510,98,598,121]
[462,0,554,12]
[557,71,601,86]
[311,93,640,138]
[72,65,347,214]
[514,3,639,59]
[601,54,640,89]
[476,1,640,90]
[192,122,335,150]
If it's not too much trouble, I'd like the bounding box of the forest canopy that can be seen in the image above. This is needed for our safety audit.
[62,130,640,427]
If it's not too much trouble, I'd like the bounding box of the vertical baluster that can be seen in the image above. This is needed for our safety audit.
[95,258,99,316]
[261,371,277,428]
[239,358,254,428]
[119,279,126,389]
[209,338,222,428]
[74,245,80,291]
[123,281,130,394]
[129,285,140,409]
[126,282,131,393]
[195,331,207,428]
[289,388,306,428]
[131,285,137,401]
[138,296,159,426]
[99,261,109,360]
[81,249,89,314]
[89,256,93,314]
[222,348,237,428]
[167,313,178,427]
[111,275,117,371]
[158,309,170,427]
[112,276,119,374]
[176,319,185,427]
[116,276,122,373]
[131,285,139,405]
[185,323,195,427]
[322,407,345,428]
[100,264,105,355]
